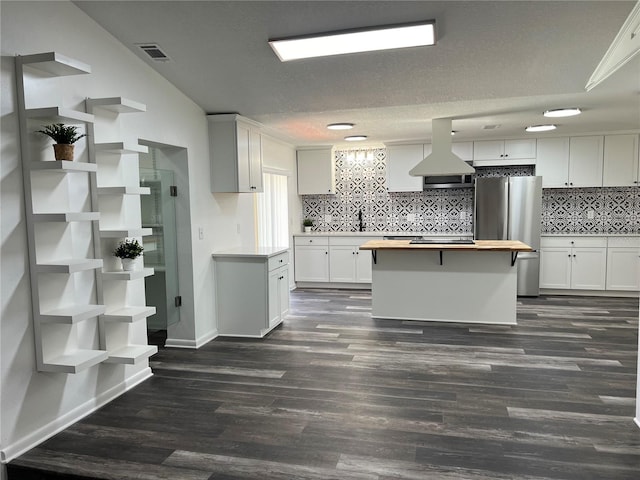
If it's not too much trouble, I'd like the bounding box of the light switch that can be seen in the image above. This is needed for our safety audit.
[460,212,467,220]
[324,214,332,222]
[587,210,595,220]
[198,227,204,240]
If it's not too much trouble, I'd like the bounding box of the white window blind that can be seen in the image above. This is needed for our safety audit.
[256,172,289,247]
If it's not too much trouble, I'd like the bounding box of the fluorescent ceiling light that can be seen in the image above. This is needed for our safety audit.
[344,135,368,141]
[327,123,354,130]
[543,108,582,118]
[526,124,557,133]
[269,21,436,62]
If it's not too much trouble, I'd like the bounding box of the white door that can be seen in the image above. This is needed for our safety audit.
[473,140,504,160]
[606,248,640,290]
[386,144,424,192]
[329,246,357,282]
[295,246,329,282]
[504,139,536,160]
[536,137,570,188]
[571,248,607,290]
[568,136,603,188]
[268,268,280,328]
[355,249,373,282]
[602,134,639,187]
[540,248,571,289]
[235,122,251,192]
[278,266,290,319]
[249,128,263,192]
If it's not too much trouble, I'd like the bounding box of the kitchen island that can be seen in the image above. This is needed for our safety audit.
[359,239,532,325]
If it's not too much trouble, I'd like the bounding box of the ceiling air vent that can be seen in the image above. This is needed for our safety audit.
[136,43,171,62]
[482,124,501,130]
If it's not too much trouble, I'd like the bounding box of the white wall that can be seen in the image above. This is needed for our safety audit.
[1,0,291,469]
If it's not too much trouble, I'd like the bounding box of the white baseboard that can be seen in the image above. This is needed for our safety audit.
[0,367,152,463]
[540,289,639,298]
[635,417,640,429]
[165,329,217,349]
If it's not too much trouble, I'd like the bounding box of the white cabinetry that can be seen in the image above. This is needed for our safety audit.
[386,144,423,192]
[294,236,329,281]
[540,237,607,290]
[606,237,640,291]
[208,114,263,193]
[602,134,639,187]
[297,148,335,194]
[329,237,378,283]
[213,248,289,337]
[473,139,536,165]
[536,136,603,188]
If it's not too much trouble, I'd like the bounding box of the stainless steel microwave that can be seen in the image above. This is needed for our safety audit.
[423,173,474,189]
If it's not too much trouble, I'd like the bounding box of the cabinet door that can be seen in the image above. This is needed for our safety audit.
[268,268,280,328]
[540,247,571,288]
[571,247,606,290]
[355,249,373,283]
[536,137,570,187]
[297,148,335,195]
[278,266,290,319]
[235,122,252,192]
[504,139,536,160]
[249,129,263,192]
[294,246,329,281]
[386,144,424,192]
[606,248,640,291]
[602,134,639,187]
[568,136,603,188]
[329,246,357,282]
[473,140,504,160]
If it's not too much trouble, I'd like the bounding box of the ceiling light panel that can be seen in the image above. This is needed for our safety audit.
[327,123,354,130]
[526,124,557,132]
[543,108,582,117]
[344,135,368,141]
[269,21,436,62]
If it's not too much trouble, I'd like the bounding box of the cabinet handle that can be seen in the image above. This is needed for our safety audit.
[356,251,359,255]
[564,182,568,186]
[573,254,576,257]
[569,183,573,186]
[352,251,355,255]
[279,259,283,263]
[568,254,571,257]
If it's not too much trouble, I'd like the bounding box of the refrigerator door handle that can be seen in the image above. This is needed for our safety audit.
[500,180,509,240]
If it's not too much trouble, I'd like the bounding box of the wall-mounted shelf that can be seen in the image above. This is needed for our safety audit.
[20,52,91,76]
[101,268,154,281]
[32,212,100,222]
[30,160,97,173]
[86,97,146,114]
[95,142,149,154]
[26,107,94,124]
[104,345,157,365]
[42,350,108,374]
[36,258,103,274]
[40,304,106,324]
[99,228,152,238]
[97,186,150,196]
[100,306,156,323]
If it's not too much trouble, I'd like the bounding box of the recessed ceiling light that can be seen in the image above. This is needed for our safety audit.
[525,124,557,133]
[344,135,368,141]
[269,21,436,62]
[543,108,582,118]
[327,123,355,130]
[450,130,457,136]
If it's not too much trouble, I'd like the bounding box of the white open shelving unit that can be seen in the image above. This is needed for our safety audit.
[15,52,157,372]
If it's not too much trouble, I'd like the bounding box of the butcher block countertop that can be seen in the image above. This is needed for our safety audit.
[359,239,532,252]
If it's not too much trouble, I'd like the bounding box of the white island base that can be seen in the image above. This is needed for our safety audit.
[370,249,518,325]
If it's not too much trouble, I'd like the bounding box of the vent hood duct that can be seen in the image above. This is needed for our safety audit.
[409,118,475,176]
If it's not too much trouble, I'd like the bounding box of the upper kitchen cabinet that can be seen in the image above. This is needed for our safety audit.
[297,147,335,195]
[602,134,639,187]
[208,114,264,193]
[536,136,603,188]
[386,144,424,192]
[472,139,536,166]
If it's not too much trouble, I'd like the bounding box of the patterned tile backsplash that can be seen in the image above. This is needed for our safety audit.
[302,147,640,235]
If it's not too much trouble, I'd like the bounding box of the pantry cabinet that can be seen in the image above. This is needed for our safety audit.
[602,134,639,187]
[386,144,424,192]
[472,139,536,165]
[297,148,335,194]
[536,136,603,188]
[208,114,264,193]
[540,237,607,290]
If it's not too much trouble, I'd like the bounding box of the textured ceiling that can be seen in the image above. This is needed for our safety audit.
[73,0,640,146]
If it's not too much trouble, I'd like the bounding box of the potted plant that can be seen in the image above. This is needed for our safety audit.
[35,123,87,161]
[113,238,144,271]
[303,218,314,233]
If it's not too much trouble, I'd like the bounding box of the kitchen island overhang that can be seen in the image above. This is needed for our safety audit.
[359,240,533,325]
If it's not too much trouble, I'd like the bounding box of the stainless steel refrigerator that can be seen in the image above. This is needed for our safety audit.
[474,176,542,296]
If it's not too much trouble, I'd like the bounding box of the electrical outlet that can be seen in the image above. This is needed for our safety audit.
[460,212,467,220]
[587,210,595,220]
[198,227,204,240]
[407,213,415,222]
[236,223,241,234]
[324,214,332,222]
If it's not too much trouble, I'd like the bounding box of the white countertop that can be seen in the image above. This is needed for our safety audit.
[294,231,474,237]
[541,233,640,237]
[212,246,289,258]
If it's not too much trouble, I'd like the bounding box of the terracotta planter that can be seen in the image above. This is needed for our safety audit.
[53,144,74,161]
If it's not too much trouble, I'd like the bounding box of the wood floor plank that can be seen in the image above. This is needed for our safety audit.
[7,290,639,480]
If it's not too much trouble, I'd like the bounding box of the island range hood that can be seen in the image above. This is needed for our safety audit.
[409,118,475,177]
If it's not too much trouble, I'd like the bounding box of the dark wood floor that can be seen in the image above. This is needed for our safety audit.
[8,290,640,480]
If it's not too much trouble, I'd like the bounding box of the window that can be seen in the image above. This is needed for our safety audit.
[256,172,289,247]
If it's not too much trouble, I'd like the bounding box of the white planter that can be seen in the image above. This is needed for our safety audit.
[120,257,141,271]
[304,226,311,233]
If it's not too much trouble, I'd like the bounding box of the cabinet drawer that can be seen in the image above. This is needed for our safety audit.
[268,251,289,271]
[607,237,640,248]
[541,236,607,248]
[294,236,329,246]
[329,236,381,246]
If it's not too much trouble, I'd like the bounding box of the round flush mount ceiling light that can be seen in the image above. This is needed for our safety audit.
[450,130,458,136]
[344,135,368,141]
[525,124,557,133]
[327,123,354,130]
[543,108,581,118]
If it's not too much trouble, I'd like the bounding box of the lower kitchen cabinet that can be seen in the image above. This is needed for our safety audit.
[540,237,607,290]
[329,237,378,283]
[606,237,640,291]
[294,236,329,282]
[212,247,289,337]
